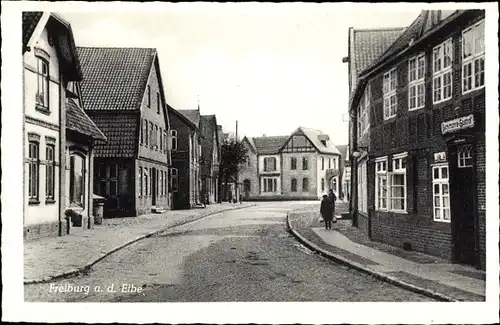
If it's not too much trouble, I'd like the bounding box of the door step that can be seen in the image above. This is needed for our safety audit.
[151,206,166,214]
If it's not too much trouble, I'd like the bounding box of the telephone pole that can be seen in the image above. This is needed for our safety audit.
[235,120,239,203]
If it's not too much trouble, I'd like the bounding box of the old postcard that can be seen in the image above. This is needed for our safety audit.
[2,1,499,324]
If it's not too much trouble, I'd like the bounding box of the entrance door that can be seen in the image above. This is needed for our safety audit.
[152,167,157,206]
[448,142,477,266]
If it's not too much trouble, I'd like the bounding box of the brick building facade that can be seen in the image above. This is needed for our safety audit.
[78,47,172,217]
[348,10,486,269]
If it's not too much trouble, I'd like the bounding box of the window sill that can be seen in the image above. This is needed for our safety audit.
[383,115,397,121]
[462,85,485,96]
[432,97,453,106]
[408,106,424,112]
[45,199,56,204]
[35,105,50,115]
[28,199,40,205]
[433,219,451,223]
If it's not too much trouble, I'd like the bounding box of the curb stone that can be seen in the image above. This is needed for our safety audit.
[24,204,256,284]
[285,213,459,302]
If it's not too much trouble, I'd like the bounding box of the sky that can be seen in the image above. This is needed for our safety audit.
[60,5,420,146]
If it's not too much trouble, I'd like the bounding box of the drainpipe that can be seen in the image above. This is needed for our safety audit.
[350,109,358,228]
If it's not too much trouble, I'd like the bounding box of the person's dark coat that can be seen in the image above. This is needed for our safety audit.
[328,190,337,213]
[320,198,333,221]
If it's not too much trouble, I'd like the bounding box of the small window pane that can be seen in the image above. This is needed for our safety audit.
[434,196,441,207]
[443,209,451,220]
[434,184,440,194]
[435,208,441,219]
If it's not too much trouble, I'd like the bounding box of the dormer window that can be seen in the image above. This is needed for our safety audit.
[321,140,326,146]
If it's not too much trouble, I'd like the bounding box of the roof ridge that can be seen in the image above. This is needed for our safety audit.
[76,46,157,50]
[353,27,406,32]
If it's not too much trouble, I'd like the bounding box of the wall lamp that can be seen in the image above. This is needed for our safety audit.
[352,146,368,159]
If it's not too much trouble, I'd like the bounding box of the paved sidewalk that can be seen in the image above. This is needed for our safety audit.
[24,202,255,284]
[289,217,486,302]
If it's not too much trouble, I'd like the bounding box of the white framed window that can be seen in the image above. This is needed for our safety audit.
[358,84,371,136]
[408,53,426,110]
[432,164,450,222]
[375,157,388,211]
[357,161,367,213]
[433,38,453,104]
[262,177,278,192]
[264,157,277,171]
[383,68,397,119]
[35,57,49,110]
[457,144,473,168]
[374,153,407,213]
[390,154,407,212]
[170,130,177,150]
[462,20,485,94]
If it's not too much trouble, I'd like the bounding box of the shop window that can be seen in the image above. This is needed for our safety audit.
[374,154,406,213]
[433,164,451,222]
[69,154,85,208]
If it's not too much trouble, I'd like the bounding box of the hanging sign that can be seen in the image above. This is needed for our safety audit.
[441,114,475,134]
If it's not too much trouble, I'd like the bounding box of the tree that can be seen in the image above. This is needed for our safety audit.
[220,138,249,202]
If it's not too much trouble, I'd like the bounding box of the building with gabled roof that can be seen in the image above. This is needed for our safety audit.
[23,12,107,239]
[239,127,342,201]
[78,46,172,217]
[167,105,203,209]
[200,115,221,204]
[347,10,486,270]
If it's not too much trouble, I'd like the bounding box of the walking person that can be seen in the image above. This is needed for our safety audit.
[320,194,333,230]
[328,189,337,223]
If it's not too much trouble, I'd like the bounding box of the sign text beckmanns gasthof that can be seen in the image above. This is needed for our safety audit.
[441,114,475,135]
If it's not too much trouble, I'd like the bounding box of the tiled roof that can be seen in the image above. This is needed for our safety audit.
[352,27,406,75]
[87,113,138,158]
[252,136,289,155]
[22,12,43,51]
[167,104,197,130]
[298,127,341,155]
[66,99,106,141]
[178,109,200,127]
[336,145,348,161]
[77,47,156,111]
[360,11,427,76]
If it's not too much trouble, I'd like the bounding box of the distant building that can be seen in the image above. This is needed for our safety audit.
[168,106,199,209]
[23,12,106,239]
[200,115,221,204]
[348,10,486,269]
[177,109,202,207]
[239,127,342,200]
[78,46,172,217]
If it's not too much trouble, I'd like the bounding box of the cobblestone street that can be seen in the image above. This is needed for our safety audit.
[25,202,433,302]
